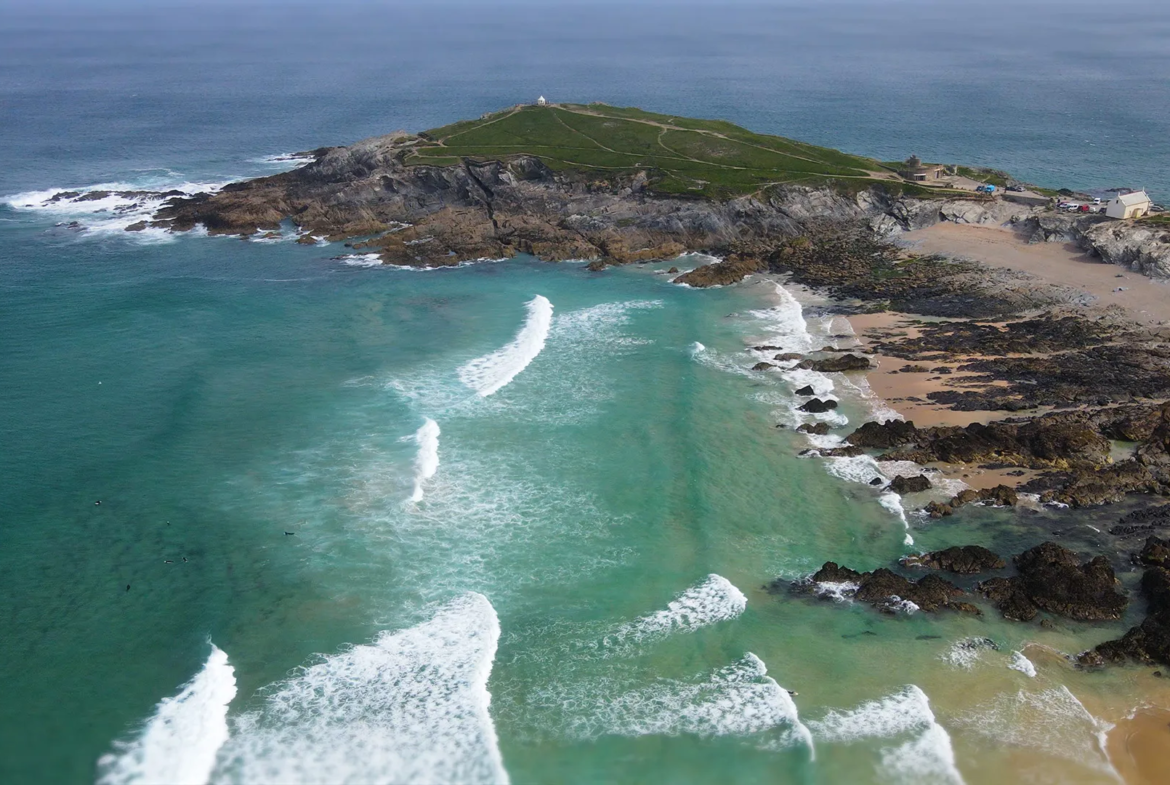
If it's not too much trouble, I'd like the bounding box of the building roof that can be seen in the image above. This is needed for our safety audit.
[1116,191,1151,206]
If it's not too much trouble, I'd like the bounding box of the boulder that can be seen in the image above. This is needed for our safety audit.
[752,362,775,371]
[802,562,971,614]
[888,475,932,494]
[794,385,816,396]
[797,422,831,435]
[799,398,839,413]
[1139,536,1170,567]
[847,419,920,449]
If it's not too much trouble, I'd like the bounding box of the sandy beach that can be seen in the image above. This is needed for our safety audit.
[904,222,1170,328]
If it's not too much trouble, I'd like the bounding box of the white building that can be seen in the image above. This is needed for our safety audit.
[1106,191,1153,220]
[536,96,548,106]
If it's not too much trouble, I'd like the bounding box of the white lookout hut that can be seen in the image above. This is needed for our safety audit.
[536,96,548,106]
[1106,191,1153,220]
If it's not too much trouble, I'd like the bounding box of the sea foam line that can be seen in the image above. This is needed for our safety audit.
[96,643,237,785]
[407,418,441,503]
[213,593,508,785]
[458,295,553,397]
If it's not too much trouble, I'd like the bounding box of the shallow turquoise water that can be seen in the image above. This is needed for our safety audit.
[1,223,1158,783]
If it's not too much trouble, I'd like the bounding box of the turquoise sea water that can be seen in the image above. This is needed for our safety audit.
[3,2,1170,783]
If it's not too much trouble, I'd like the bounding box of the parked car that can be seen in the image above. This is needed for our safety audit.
[1078,204,1091,213]
[1007,185,1025,192]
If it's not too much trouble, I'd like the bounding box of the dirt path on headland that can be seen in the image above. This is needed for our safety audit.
[903,222,1170,327]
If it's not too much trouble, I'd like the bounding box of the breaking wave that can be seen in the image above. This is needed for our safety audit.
[213,593,508,785]
[97,643,237,785]
[408,418,440,503]
[615,574,747,641]
[535,653,814,753]
[809,685,964,785]
[458,295,553,397]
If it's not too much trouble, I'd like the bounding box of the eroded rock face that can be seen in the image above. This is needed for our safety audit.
[980,542,1128,622]
[903,545,1006,575]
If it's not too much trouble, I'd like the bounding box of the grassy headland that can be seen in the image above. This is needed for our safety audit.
[406,103,971,200]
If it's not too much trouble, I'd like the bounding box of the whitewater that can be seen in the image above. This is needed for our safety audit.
[458,295,553,397]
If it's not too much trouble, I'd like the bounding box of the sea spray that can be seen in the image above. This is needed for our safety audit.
[96,644,237,785]
[1009,651,1038,677]
[408,418,440,503]
[459,295,553,397]
[213,593,508,785]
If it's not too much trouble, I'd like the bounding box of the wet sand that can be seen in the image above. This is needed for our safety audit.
[904,222,1170,328]
[851,225,1170,783]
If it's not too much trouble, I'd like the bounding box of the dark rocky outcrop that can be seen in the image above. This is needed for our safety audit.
[794,385,816,396]
[799,398,839,413]
[1080,566,1170,668]
[978,542,1128,622]
[902,545,1006,574]
[797,422,831,435]
[752,362,775,371]
[787,562,974,615]
[888,474,932,494]
[798,354,872,373]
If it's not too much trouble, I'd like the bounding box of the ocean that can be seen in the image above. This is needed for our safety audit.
[2,1,1168,783]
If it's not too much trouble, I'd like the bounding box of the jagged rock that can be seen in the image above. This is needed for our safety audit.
[797,422,831,435]
[667,266,679,274]
[752,362,775,371]
[753,345,783,351]
[794,385,816,396]
[1140,536,1170,567]
[928,485,1017,517]
[903,545,1006,574]
[775,352,804,362]
[869,477,884,486]
[801,562,971,614]
[798,354,872,372]
[818,445,865,458]
[888,475,932,494]
[981,542,1127,623]
[296,235,319,245]
[799,398,839,413]
[848,419,920,449]
[1081,567,1170,667]
[124,221,148,232]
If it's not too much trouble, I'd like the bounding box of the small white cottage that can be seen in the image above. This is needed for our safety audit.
[536,96,548,106]
[1106,191,1152,220]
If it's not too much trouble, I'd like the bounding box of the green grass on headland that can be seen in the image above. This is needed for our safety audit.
[407,103,964,200]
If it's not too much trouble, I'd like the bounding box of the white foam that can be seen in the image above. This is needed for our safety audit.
[213,593,508,785]
[97,644,237,785]
[954,686,1116,777]
[408,418,440,503]
[458,295,553,397]
[809,685,964,785]
[4,180,229,244]
[1009,651,1038,678]
[941,637,997,670]
[812,581,860,603]
[689,341,706,354]
[879,721,964,785]
[547,653,814,752]
[249,152,316,168]
[616,574,747,641]
[749,283,818,354]
[339,253,384,268]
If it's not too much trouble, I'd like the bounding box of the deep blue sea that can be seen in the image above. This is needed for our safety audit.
[3,2,1169,784]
